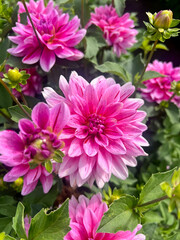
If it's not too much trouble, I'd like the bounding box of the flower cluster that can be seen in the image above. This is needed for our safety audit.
[87,5,138,57]
[43,71,148,188]
[65,193,146,240]
[140,60,180,107]
[8,0,86,72]
[0,102,70,195]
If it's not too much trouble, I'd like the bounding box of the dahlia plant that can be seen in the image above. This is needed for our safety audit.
[0,0,180,240]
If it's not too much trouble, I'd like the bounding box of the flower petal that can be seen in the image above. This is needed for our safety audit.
[31,102,50,129]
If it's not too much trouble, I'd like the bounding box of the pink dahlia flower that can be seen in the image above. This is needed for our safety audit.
[8,0,86,72]
[87,5,138,57]
[140,60,180,107]
[0,102,70,195]
[43,71,148,188]
[65,193,146,240]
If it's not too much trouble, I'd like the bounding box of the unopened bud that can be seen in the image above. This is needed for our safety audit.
[154,10,173,30]
[7,68,22,82]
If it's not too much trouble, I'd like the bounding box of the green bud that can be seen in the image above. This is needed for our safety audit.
[7,68,22,82]
[154,10,173,30]
[45,160,53,173]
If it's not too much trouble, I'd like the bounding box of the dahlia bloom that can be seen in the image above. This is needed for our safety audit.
[87,5,138,57]
[8,0,86,72]
[140,60,180,107]
[43,71,148,188]
[0,102,70,195]
[65,193,146,240]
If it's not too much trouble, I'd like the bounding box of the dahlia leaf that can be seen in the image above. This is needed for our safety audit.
[85,36,99,59]
[170,19,180,28]
[138,168,175,209]
[165,103,180,124]
[0,38,10,65]
[114,0,126,16]
[141,71,165,82]
[0,218,12,234]
[97,195,140,232]
[95,61,131,82]
[12,202,27,240]
[0,233,16,240]
[8,105,32,123]
[28,199,70,240]
[0,83,12,108]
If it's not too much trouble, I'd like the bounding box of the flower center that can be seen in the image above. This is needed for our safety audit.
[24,129,62,165]
[87,113,105,134]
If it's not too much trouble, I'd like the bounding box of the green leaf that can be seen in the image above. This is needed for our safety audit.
[167,232,180,240]
[155,43,169,50]
[138,168,175,208]
[23,185,58,216]
[0,38,10,64]
[95,61,131,82]
[98,195,140,232]
[142,71,165,82]
[4,236,16,240]
[114,0,126,16]
[0,83,12,108]
[12,202,27,240]
[8,105,32,122]
[45,160,53,173]
[28,199,70,240]
[165,103,180,124]
[170,19,180,28]
[85,36,99,59]
[0,218,12,234]
[0,232,5,240]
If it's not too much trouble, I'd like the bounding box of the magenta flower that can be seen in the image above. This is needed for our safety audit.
[43,71,148,188]
[0,102,70,195]
[65,193,146,240]
[140,60,180,107]
[87,5,138,57]
[8,0,86,72]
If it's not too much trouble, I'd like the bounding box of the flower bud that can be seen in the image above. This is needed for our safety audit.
[154,10,173,30]
[7,68,22,82]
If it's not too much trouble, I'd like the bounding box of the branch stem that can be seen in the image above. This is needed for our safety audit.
[136,40,158,87]
[0,78,31,119]
[137,195,168,208]
[21,0,42,48]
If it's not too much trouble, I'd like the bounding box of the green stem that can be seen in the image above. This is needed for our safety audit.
[20,92,28,106]
[168,92,176,104]
[137,195,168,208]
[136,40,158,87]
[21,0,42,48]
[112,0,115,7]
[81,0,84,27]
[0,78,31,119]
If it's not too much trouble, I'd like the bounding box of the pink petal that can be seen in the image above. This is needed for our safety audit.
[0,130,24,153]
[75,126,89,139]
[111,156,128,179]
[95,133,109,147]
[40,174,53,193]
[79,154,95,180]
[120,82,135,101]
[40,47,56,72]
[50,102,70,133]
[107,139,126,155]
[59,75,69,98]
[4,165,29,182]
[83,136,99,157]
[19,119,34,135]
[68,138,83,157]
[21,179,38,195]
[32,102,50,129]
[26,167,42,185]
[22,47,41,64]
